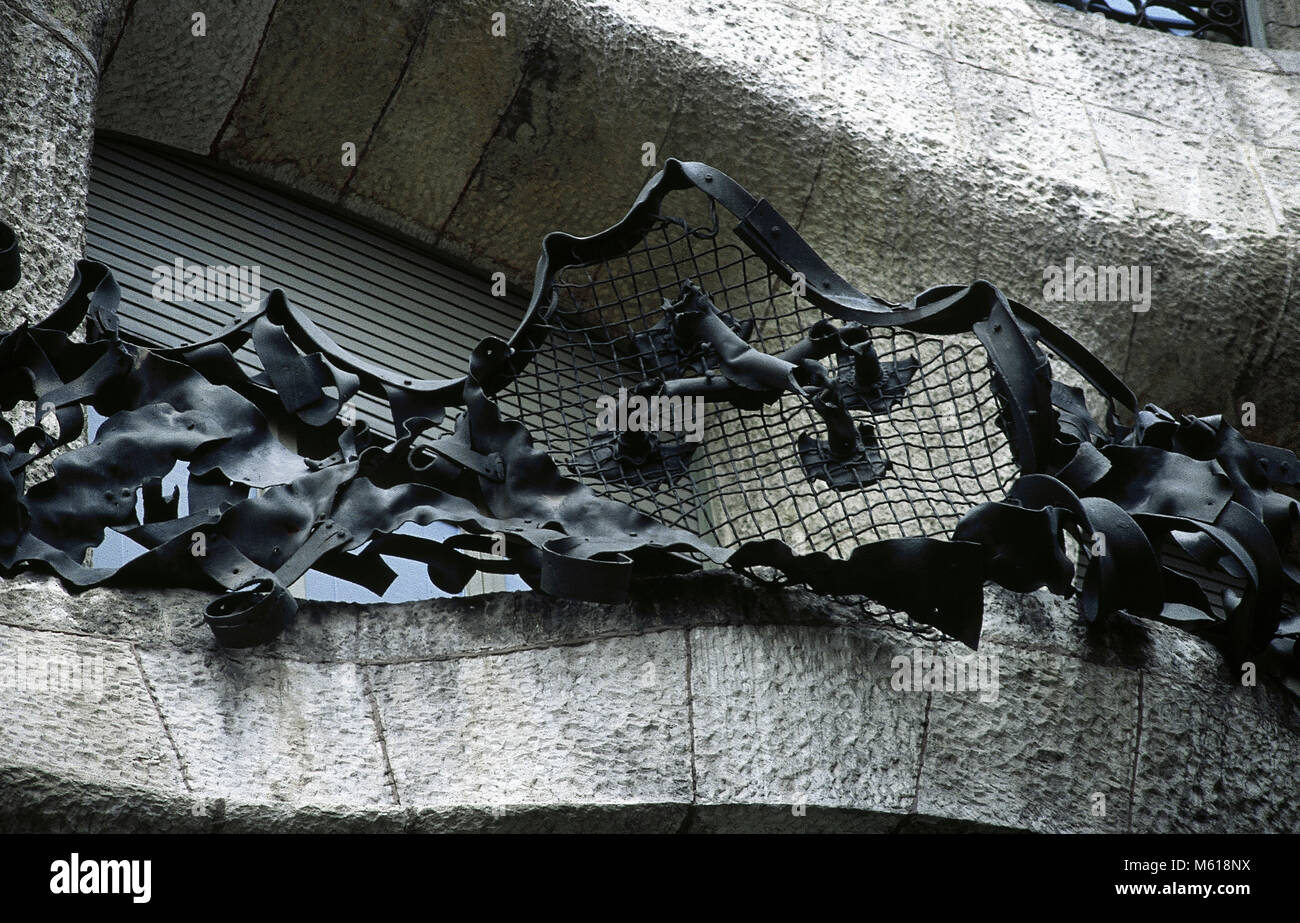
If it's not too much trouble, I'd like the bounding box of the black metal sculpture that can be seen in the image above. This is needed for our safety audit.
[1,161,1296,695]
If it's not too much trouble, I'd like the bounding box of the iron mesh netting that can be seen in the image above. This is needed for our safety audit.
[491,187,1022,564]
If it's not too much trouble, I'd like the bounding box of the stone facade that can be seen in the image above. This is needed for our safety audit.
[1,0,1298,831]
[1264,0,1300,49]
[0,0,105,327]
[3,572,1297,832]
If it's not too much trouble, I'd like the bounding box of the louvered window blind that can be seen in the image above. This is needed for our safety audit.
[84,135,527,600]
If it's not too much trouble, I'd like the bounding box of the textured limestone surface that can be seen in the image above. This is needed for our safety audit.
[688,624,926,831]
[5,0,1300,834]
[96,0,279,156]
[29,0,111,54]
[368,631,693,812]
[0,0,101,329]
[1132,673,1300,832]
[2,570,1297,832]
[93,0,1300,450]
[1265,0,1300,50]
[917,644,1138,833]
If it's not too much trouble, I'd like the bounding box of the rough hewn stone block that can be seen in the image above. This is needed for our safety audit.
[916,642,1139,832]
[134,646,393,806]
[0,623,184,793]
[1132,674,1300,833]
[96,0,278,154]
[689,625,925,826]
[367,631,693,811]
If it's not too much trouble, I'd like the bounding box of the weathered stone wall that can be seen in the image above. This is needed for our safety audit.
[2,571,1296,833]
[1263,0,1300,49]
[0,0,111,328]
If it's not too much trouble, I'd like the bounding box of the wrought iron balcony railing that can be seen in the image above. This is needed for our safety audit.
[1051,0,1265,46]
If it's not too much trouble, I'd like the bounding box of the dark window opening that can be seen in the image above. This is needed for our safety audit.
[84,134,530,601]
